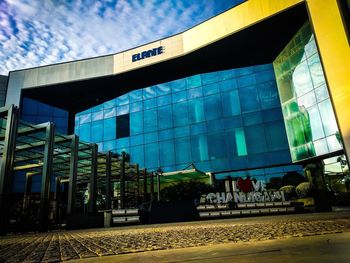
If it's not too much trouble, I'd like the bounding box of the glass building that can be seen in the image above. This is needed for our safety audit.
[74,64,295,174]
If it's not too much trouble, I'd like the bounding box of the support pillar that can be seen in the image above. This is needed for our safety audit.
[120,152,126,209]
[88,144,98,213]
[22,173,32,217]
[67,135,79,216]
[105,151,112,210]
[150,172,154,203]
[54,177,61,225]
[156,172,161,202]
[136,165,140,206]
[39,122,55,232]
[0,105,19,235]
[143,169,148,203]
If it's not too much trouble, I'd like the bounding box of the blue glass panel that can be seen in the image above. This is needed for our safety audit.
[191,134,209,162]
[239,86,260,113]
[219,79,237,92]
[144,98,157,110]
[130,111,143,135]
[171,78,186,92]
[204,94,222,121]
[245,125,267,154]
[130,102,143,113]
[117,105,129,116]
[172,91,187,103]
[144,109,158,133]
[159,129,174,141]
[187,87,203,99]
[91,104,103,112]
[174,126,190,138]
[225,130,237,157]
[235,128,247,156]
[208,133,227,159]
[130,145,145,167]
[207,119,224,133]
[175,137,191,164]
[145,143,159,168]
[190,122,207,136]
[186,74,202,89]
[80,123,91,141]
[143,86,157,99]
[157,94,172,106]
[236,66,255,77]
[224,116,243,130]
[203,83,219,96]
[255,69,275,83]
[188,98,205,123]
[103,118,116,141]
[173,101,189,127]
[144,132,158,144]
[103,140,116,151]
[264,121,289,151]
[237,74,256,88]
[80,113,91,124]
[242,111,262,126]
[265,150,291,165]
[211,159,230,172]
[104,107,117,118]
[129,89,143,102]
[158,105,173,130]
[159,140,175,166]
[202,71,219,85]
[194,161,211,172]
[116,137,129,149]
[91,120,103,142]
[130,134,144,146]
[54,107,68,118]
[222,89,241,117]
[247,154,266,168]
[92,110,103,121]
[254,64,273,72]
[257,81,280,110]
[104,99,115,109]
[262,108,283,123]
[156,82,171,96]
[22,98,38,115]
[116,93,129,105]
[218,69,235,81]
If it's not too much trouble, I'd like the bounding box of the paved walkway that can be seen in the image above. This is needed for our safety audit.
[0,212,350,262]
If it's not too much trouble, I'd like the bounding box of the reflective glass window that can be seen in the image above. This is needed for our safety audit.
[203,83,219,96]
[117,105,129,116]
[144,132,158,144]
[145,143,159,168]
[144,98,157,110]
[187,87,203,99]
[186,74,202,89]
[129,89,143,102]
[130,145,144,167]
[235,128,247,156]
[144,109,158,133]
[173,101,189,127]
[202,72,218,85]
[156,82,171,96]
[191,134,209,162]
[130,134,143,146]
[188,99,205,123]
[208,133,227,159]
[237,74,256,88]
[204,94,222,121]
[91,120,103,142]
[245,125,267,154]
[318,99,338,136]
[103,117,116,141]
[116,93,129,105]
[219,79,237,92]
[130,102,143,113]
[222,89,240,117]
[104,99,115,109]
[158,105,173,130]
[157,95,171,106]
[308,53,325,87]
[159,140,175,166]
[174,126,190,138]
[80,123,91,141]
[172,91,187,103]
[92,110,103,121]
[239,86,260,113]
[257,82,280,110]
[175,137,191,164]
[190,122,207,136]
[171,78,186,92]
[159,129,174,141]
[143,86,157,99]
[264,121,288,152]
[104,107,116,118]
[218,69,235,81]
[130,111,143,135]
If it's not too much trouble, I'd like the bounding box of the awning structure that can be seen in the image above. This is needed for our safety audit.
[161,168,211,185]
[0,105,148,232]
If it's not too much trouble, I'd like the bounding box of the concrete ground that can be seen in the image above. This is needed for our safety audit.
[74,232,350,263]
[1,211,350,262]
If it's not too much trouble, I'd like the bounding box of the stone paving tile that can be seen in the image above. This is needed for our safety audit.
[1,214,350,262]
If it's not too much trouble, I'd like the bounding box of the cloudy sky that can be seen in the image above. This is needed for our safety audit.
[0,0,244,76]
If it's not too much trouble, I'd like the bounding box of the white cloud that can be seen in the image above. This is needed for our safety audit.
[0,0,233,75]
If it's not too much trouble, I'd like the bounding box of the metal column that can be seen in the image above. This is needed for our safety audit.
[143,169,147,203]
[120,152,126,209]
[67,135,79,216]
[39,122,55,232]
[0,105,19,235]
[105,151,112,210]
[136,164,140,206]
[156,172,161,202]
[88,144,98,213]
[53,177,61,225]
[22,173,32,217]
[150,172,154,202]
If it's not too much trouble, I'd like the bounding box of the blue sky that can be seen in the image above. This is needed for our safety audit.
[0,0,244,75]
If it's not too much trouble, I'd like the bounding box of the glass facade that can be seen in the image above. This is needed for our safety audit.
[75,64,293,173]
[273,22,342,162]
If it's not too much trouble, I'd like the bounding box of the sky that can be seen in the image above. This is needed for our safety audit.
[0,0,244,76]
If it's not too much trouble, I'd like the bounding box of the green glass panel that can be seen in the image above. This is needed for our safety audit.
[235,127,247,156]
